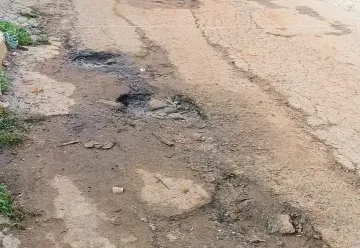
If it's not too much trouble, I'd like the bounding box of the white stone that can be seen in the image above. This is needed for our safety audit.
[112,187,124,194]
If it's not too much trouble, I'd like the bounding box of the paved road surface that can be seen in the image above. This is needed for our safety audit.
[1,0,360,247]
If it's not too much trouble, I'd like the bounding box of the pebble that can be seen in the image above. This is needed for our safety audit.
[105,59,116,65]
[152,132,175,146]
[192,133,205,141]
[168,113,184,120]
[84,141,98,148]
[2,227,10,235]
[277,214,295,234]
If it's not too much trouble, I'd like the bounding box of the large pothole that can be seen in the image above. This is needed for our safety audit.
[70,50,152,93]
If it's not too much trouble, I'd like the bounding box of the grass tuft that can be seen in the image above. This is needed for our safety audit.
[0,184,14,216]
[0,184,24,223]
[0,21,33,46]
[0,113,23,148]
[0,70,10,93]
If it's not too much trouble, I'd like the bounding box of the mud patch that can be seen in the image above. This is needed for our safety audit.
[137,169,211,216]
[123,0,200,9]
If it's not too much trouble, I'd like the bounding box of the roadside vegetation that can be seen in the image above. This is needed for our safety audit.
[0,184,15,217]
[0,70,10,92]
[0,184,24,224]
[0,112,23,148]
[0,73,23,224]
[0,21,33,46]
[0,71,23,148]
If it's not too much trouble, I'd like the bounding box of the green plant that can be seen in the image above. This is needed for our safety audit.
[0,21,33,46]
[0,113,23,148]
[0,184,24,223]
[0,184,14,216]
[0,70,10,93]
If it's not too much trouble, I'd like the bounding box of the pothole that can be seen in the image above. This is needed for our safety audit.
[201,170,328,247]
[70,50,116,68]
[117,92,151,107]
[145,94,207,123]
[71,50,155,116]
[70,50,152,92]
[70,51,207,121]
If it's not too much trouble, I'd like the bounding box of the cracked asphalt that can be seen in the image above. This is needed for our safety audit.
[193,0,360,172]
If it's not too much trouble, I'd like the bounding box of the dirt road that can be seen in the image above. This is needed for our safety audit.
[1,0,360,247]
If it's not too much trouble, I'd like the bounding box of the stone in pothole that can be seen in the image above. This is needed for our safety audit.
[137,169,210,216]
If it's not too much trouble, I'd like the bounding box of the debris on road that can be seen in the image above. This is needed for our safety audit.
[102,141,115,149]
[59,140,80,147]
[277,214,296,234]
[105,58,116,65]
[112,187,124,194]
[168,113,184,120]
[152,132,175,146]
[84,140,98,148]
[84,140,116,149]
[154,175,170,189]
[149,223,157,231]
[148,98,167,111]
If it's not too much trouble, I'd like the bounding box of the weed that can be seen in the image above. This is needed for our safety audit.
[0,113,23,148]
[0,70,10,93]
[0,184,24,223]
[0,184,14,217]
[0,21,33,46]
[0,132,22,147]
